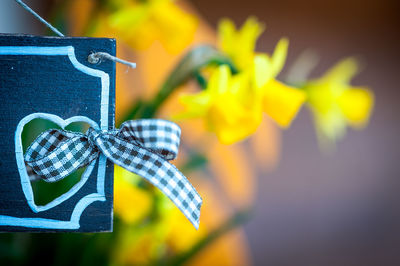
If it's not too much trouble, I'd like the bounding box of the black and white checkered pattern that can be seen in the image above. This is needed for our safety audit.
[25,129,99,182]
[24,119,202,229]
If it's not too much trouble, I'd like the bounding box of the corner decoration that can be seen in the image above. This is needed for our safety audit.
[0,35,202,232]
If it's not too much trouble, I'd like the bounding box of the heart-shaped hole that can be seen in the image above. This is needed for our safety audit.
[22,119,91,206]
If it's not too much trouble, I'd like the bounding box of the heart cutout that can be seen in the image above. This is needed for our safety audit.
[23,119,93,207]
[15,113,99,213]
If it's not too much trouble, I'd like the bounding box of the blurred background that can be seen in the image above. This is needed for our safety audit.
[1,0,400,265]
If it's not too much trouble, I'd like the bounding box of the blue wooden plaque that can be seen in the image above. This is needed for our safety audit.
[0,35,115,232]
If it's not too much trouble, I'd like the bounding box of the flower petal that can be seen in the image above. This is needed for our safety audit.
[174,91,211,119]
[253,54,272,89]
[338,87,374,128]
[114,166,153,224]
[208,101,262,145]
[270,37,289,77]
[321,57,359,85]
[263,80,306,128]
[218,17,265,69]
[209,65,231,96]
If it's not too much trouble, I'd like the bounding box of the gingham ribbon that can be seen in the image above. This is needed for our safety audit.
[24,119,202,229]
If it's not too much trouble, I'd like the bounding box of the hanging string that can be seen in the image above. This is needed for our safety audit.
[15,0,64,37]
[88,52,137,68]
[14,0,136,69]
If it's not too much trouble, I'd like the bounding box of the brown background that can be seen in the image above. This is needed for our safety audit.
[191,0,400,265]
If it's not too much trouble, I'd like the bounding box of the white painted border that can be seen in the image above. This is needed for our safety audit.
[0,46,110,230]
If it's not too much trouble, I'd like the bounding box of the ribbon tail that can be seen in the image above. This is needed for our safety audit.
[143,156,202,230]
[97,135,202,229]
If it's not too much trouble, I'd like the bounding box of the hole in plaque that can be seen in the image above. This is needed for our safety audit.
[21,118,91,207]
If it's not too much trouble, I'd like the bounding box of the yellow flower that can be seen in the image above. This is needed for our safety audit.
[218,17,306,128]
[114,165,153,224]
[251,40,306,128]
[218,16,265,70]
[175,64,263,145]
[108,0,198,53]
[305,58,374,144]
[175,18,306,144]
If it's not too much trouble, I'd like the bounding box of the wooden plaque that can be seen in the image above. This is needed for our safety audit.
[0,35,115,232]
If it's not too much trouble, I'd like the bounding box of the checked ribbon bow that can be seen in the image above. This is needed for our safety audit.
[24,119,202,229]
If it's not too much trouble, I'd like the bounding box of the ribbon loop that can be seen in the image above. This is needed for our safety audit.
[24,119,202,229]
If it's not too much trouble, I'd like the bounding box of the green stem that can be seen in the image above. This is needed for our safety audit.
[179,152,208,174]
[120,45,237,121]
[194,72,208,90]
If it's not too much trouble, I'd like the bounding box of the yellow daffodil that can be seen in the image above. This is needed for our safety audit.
[305,58,374,145]
[175,17,305,144]
[218,17,265,70]
[218,17,306,128]
[175,65,263,145]
[114,166,153,224]
[108,0,198,53]
[251,40,306,128]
